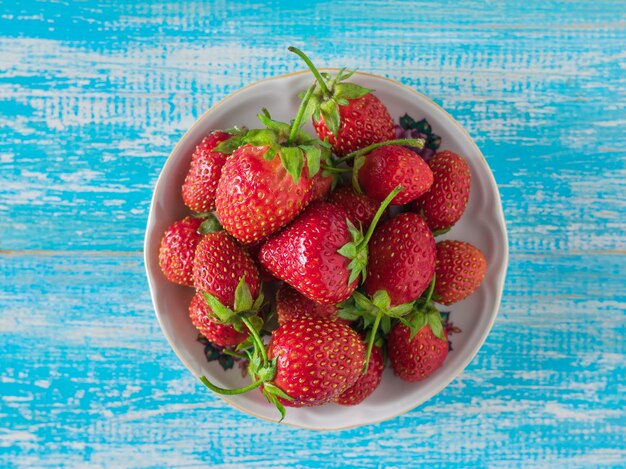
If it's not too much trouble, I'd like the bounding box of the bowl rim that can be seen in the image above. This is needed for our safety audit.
[144,68,509,431]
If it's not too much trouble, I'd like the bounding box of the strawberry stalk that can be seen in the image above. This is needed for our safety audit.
[334,138,426,166]
[288,46,330,96]
[200,376,264,395]
[337,185,403,284]
[287,83,316,144]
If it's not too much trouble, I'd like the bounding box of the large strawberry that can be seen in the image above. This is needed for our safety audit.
[364,212,436,305]
[387,308,449,382]
[182,130,234,213]
[356,144,433,205]
[259,187,401,305]
[214,92,331,244]
[289,47,396,157]
[158,216,203,287]
[335,342,384,405]
[327,185,387,230]
[267,319,366,408]
[275,283,341,325]
[188,291,248,347]
[434,240,486,305]
[409,150,471,233]
[200,318,365,419]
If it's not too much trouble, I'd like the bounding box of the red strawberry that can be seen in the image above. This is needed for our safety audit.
[364,212,436,306]
[268,319,365,407]
[434,240,486,305]
[182,131,233,212]
[328,186,386,230]
[409,150,471,232]
[188,292,248,347]
[275,283,341,325]
[158,216,203,287]
[215,144,313,244]
[314,92,396,157]
[289,47,395,157]
[357,145,433,205]
[192,231,260,305]
[388,322,448,382]
[260,202,357,304]
[335,342,384,405]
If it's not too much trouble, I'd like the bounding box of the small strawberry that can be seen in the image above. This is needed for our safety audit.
[387,309,449,382]
[182,131,234,212]
[335,342,384,405]
[356,145,433,205]
[189,292,248,347]
[267,319,365,407]
[289,47,396,157]
[158,216,203,287]
[364,212,436,305]
[409,150,471,233]
[327,185,387,230]
[214,94,331,244]
[192,230,260,304]
[434,240,486,305]
[275,283,341,325]
[260,187,400,305]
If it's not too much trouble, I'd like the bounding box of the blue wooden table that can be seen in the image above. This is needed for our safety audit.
[2,1,625,466]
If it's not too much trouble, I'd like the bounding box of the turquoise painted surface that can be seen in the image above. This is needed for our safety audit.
[1,0,625,466]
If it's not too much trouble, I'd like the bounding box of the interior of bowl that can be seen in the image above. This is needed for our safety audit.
[144,70,508,430]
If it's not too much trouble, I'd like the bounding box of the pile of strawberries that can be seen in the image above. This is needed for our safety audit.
[158,48,487,419]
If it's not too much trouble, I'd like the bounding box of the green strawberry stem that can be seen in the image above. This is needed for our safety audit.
[362,185,402,247]
[287,83,316,144]
[363,310,382,374]
[320,166,351,173]
[334,138,426,166]
[338,185,403,284]
[288,46,330,96]
[241,316,268,365]
[221,349,248,360]
[199,376,263,395]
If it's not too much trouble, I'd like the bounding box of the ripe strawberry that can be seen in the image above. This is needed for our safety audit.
[182,131,233,212]
[158,216,203,287]
[188,292,248,347]
[364,212,436,306]
[388,321,448,382]
[275,283,340,325]
[409,150,471,233]
[260,187,399,305]
[289,47,395,157]
[268,319,365,407]
[215,144,313,244]
[434,240,486,305]
[260,202,356,304]
[314,93,396,157]
[357,145,433,205]
[335,342,384,405]
[328,186,387,230]
[192,231,260,305]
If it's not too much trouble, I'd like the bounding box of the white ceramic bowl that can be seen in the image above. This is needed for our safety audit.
[144,70,508,430]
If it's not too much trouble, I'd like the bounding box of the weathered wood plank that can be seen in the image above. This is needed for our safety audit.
[1,252,624,465]
[1,1,625,253]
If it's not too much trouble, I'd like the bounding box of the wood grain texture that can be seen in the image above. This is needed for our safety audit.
[1,0,625,466]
